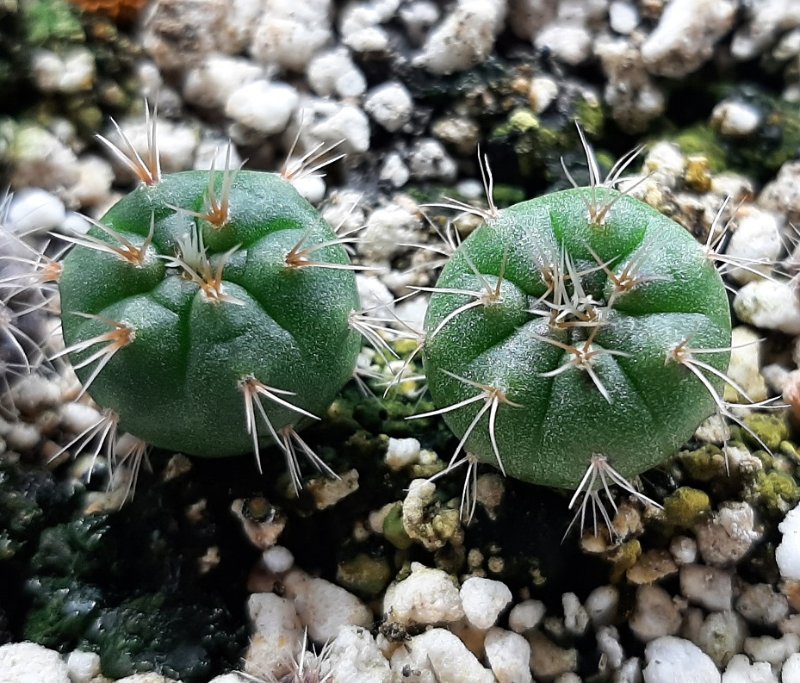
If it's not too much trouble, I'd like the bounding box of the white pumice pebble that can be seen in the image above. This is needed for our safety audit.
[680,565,734,612]
[459,576,512,629]
[8,188,66,234]
[562,592,589,636]
[642,636,720,683]
[722,654,778,683]
[776,502,800,580]
[385,437,421,470]
[364,82,414,132]
[65,650,101,683]
[0,642,70,683]
[244,593,303,680]
[308,48,367,98]
[584,585,619,627]
[327,626,393,683]
[262,545,294,574]
[630,585,681,642]
[712,100,763,137]
[734,280,800,335]
[508,599,547,633]
[383,563,465,625]
[696,610,748,668]
[484,628,532,683]
[783,653,800,683]
[743,633,800,669]
[225,81,299,135]
[283,569,372,642]
[183,55,263,110]
[413,0,506,75]
[390,628,495,682]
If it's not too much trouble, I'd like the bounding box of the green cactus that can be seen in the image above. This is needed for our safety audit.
[416,147,734,528]
[50,118,360,492]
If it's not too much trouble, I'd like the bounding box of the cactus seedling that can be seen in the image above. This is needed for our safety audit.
[417,143,738,531]
[45,112,361,494]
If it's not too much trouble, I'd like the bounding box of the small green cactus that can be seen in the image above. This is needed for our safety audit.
[49,115,361,492]
[416,145,736,528]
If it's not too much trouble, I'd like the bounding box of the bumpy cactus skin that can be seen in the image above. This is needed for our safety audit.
[58,170,360,457]
[422,187,731,490]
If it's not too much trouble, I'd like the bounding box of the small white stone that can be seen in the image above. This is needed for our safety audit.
[283,569,372,642]
[262,545,294,574]
[414,0,506,74]
[724,207,782,284]
[712,101,762,137]
[609,1,639,33]
[597,625,625,669]
[379,153,410,188]
[225,81,299,135]
[59,402,103,435]
[722,654,777,683]
[508,599,546,633]
[731,0,800,61]
[459,576,512,629]
[310,104,371,154]
[562,592,589,636]
[696,611,748,668]
[327,626,392,683]
[641,0,737,77]
[383,563,464,625]
[7,188,65,234]
[308,48,366,98]
[290,174,326,204]
[777,502,800,580]
[385,437,421,471]
[737,584,789,628]
[249,0,332,71]
[364,82,413,132]
[9,125,79,191]
[5,423,41,451]
[484,628,532,683]
[361,202,421,262]
[528,631,578,680]
[356,275,395,319]
[783,653,800,683]
[400,1,440,44]
[66,155,115,208]
[11,374,61,414]
[535,24,592,65]
[743,633,800,669]
[670,536,698,565]
[529,76,559,113]
[390,628,495,683]
[183,55,263,110]
[643,636,720,683]
[734,280,800,335]
[725,326,768,404]
[243,597,300,677]
[59,49,96,93]
[630,585,681,642]
[409,139,457,182]
[695,502,761,566]
[0,642,70,683]
[584,585,619,627]
[680,565,733,612]
[65,650,100,683]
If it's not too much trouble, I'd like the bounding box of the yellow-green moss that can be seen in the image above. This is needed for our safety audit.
[336,553,393,597]
[663,487,711,528]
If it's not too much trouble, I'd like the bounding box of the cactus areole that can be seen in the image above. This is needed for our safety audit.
[422,187,732,490]
[58,170,361,457]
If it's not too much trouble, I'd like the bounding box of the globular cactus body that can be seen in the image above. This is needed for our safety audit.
[422,186,731,490]
[58,170,360,459]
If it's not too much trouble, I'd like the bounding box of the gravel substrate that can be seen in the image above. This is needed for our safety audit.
[2,1,800,682]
